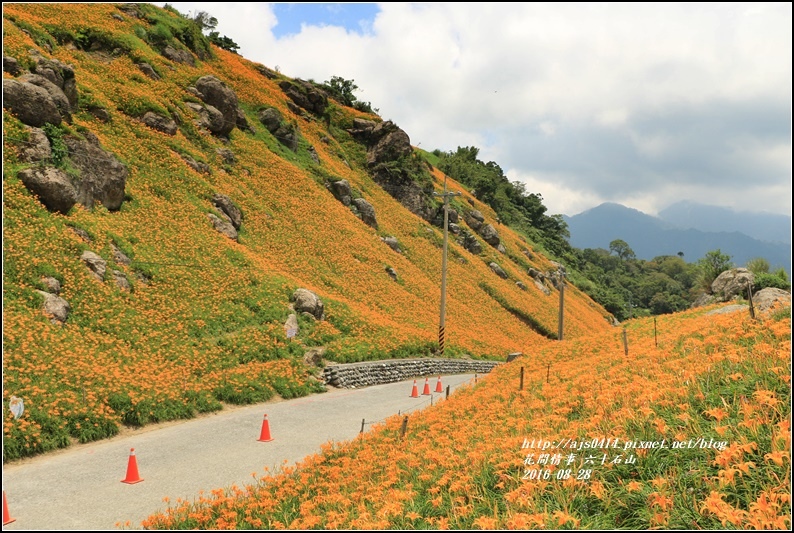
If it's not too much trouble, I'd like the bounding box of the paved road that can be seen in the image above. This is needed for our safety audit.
[2,374,476,530]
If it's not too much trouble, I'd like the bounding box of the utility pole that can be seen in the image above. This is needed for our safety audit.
[557,276,565,341]
[433,175,461,357]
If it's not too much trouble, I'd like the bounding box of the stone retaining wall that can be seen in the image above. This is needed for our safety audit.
[323,358,503,388]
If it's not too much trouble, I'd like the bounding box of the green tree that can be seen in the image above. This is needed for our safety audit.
[609,239,636,261]
[191,11,218,32]
[697,249,733,290]
[208,31,239,53]
[323,76,358,107]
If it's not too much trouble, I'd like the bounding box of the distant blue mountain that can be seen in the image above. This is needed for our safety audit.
[564,202,791,275]
[658,200,791,245]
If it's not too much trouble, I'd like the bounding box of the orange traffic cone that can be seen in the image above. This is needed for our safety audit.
[435,376,443,393]
[422,377,431,395]
[257,414,274,442]
[121,448,143,484]
[409,380,419,398]
[3,491,15,526]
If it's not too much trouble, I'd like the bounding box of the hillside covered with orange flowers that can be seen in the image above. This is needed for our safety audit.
[2,3,614,460]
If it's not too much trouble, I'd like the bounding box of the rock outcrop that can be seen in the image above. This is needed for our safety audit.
[81,250,107,281]
[752,287,791,313]
[352,198,378,229]
[257,107,299,151]
[711,268,753,300]
[348,119,435,221]
[489,262,508,279]
[18,126,52,163]
[329,179,352,206]
[192,76,241,136]
[207,213,238,240]
[140,111,177,135]
[37,290,70,324]
[17,167,78,214]
[291,288,324,320]
[278,79,328,116]
[65,135,129,211]
[212,194,242,230]
[3,79,63,127]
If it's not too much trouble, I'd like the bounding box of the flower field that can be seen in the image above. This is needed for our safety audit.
[141,304,791,530]
[3,3,612,461]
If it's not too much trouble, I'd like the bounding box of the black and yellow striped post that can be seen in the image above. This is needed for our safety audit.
[433,175,461,357]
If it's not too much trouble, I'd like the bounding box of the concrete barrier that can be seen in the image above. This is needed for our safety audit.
[323,358,503,388]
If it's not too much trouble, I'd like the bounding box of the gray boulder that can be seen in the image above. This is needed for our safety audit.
[273,123,299,151]
[258,107,282,132]
[235,107,252,132]
[216,148,235,165]
[3,79,62,127]
[37,290,70,324]
[207,213,238,240]
[381,236,401,253]
[17,167,78,214]
[308,145,319,164]
[31,56,77,107]
[352,198,378,229]
[278,79,328,115]
[141,111,177,135]
[81,250,107,281]
[460,231,482,255]
[330,179,352,206]
[41,276,61,294]
[19,73,71,123]
[212,194,242,230]
[534,279,551,296]
[365,120,413,166]
[752,288,791,313]
[65,135,128,211]
[162,45,195,66]
[87,106,111,122]
[112,270,131,291]
[193,76,239,136]
[257,107,298,150]
[199,104,226,134]
[479,223,501,246]
[516,281,527,291]
[489,262,508,279]
[386,266,398,281]
[711,268,754,300]
[465,210,484,232]
[303,347,326,367]
[292,288,324,320]
[180,153,210,174]
[4,56,20,75]
[137,62,160,80]
[111,243,132,266]
[70,226,92,242]
[19,127,52,163]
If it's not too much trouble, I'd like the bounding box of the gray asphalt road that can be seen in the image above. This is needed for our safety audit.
[2,374,476,530]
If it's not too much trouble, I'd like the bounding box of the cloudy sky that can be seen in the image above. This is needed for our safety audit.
[162,2,792,218]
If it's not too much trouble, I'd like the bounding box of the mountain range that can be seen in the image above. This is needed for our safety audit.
[563,202,792,274]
